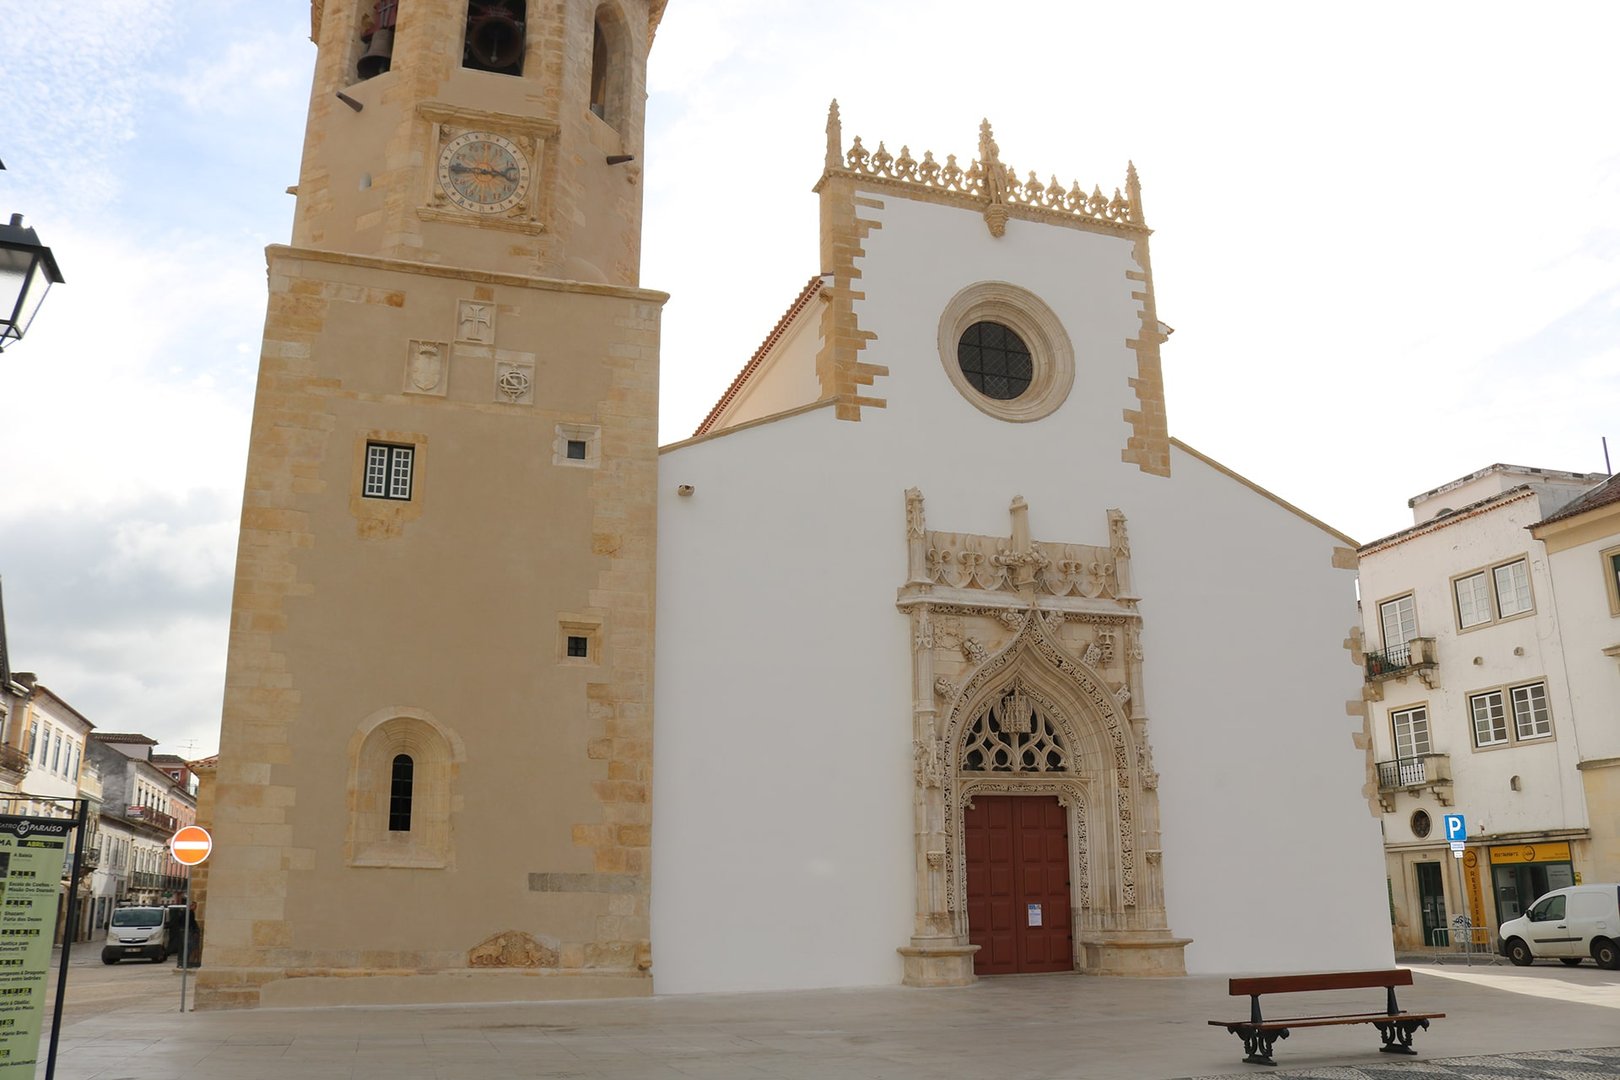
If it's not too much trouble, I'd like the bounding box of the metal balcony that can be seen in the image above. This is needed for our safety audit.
[1374,752,1453,810]
[0,743,29,777]
[1363,637,1438,699]
[78,846,101,870]
[124,805,177,834]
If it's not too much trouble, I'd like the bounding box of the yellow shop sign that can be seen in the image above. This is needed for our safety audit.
[1489,842,1572,865]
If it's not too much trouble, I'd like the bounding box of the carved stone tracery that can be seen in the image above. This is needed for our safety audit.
[902,491,1181,981]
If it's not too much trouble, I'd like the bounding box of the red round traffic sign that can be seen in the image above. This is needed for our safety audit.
[169,825,213,866]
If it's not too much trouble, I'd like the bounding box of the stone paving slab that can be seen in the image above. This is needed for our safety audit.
[35,963,1620,1079]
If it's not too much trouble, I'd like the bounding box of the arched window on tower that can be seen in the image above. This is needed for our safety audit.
[464,1,526,77]
[589,5,628,128]
[388,754,414,831]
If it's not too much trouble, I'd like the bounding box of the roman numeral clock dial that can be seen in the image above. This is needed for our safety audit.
[437,131,530,214]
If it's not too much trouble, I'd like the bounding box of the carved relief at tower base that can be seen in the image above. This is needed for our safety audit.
[897,943,980,987]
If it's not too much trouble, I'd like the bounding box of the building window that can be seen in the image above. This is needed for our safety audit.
[566,635,589,658]
[566,439,587,460]
[1451,556,1533,631]
[364,443,414,500]
[1471,681,1553,748]
[1602,545,1620,617]
[463,0,525,77]
[1410,810,1432,839]
[1391,706,1431,759]
[1471,690,1508,747]
[388,754,414,832]
[554,424,601,468]
[1494,559,1532,617]
[589,5,629,127]
[936,282,1075,423]
[51,733,61,773]
[957,321,1033,400]
[1510,682,1551,740]
[1379,594,1417,649]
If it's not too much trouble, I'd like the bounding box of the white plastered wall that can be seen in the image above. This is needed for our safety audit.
[651,193,1390,992]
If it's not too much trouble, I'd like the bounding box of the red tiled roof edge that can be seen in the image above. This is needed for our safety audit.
[694,275,823,437]
[1535,473,1620,527]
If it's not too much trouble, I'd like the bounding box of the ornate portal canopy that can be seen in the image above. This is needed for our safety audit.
[896,490,1187,985]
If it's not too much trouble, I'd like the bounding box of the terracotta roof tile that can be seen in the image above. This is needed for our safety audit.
[1536,472,1620,527]
[694,275,823,437]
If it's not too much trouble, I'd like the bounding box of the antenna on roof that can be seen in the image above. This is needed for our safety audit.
[1603,436,1611,477]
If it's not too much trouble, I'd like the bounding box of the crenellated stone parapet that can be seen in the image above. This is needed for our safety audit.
[819,102,1146,238]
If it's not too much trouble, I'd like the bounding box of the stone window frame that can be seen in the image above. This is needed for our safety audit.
[1377,591,1419,650]
[1390,703,1431,759]
[1601,544,1620,618]
[553,423,601,469]
[1450,554,1535,633]
[936,281,1075,423]
[558,614,602,666]
[1467,679,1555,752]
[346,707,463,869]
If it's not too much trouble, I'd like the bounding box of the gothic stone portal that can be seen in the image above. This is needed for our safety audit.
[897,490,1188,985]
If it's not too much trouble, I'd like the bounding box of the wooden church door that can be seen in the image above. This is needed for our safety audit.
[964,795,1073,974]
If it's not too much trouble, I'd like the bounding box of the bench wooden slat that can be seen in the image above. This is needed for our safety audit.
[1209,1011,1446,1031]
[1229,968,1413,996]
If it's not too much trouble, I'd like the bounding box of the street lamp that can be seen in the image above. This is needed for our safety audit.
[0,213,65,352]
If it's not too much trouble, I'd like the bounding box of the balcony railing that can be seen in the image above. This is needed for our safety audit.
[0,744,29,776]
[78,846,101,870]
[1364,637,1438,693]
[1374,753,1453,809]
[124,805,177,834]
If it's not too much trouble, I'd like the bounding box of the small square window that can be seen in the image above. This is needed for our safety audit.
[554,424,601,468]
[566,635,589,658]
[364,442,414,500]
[558,616,602,665]
[566,439,587,460]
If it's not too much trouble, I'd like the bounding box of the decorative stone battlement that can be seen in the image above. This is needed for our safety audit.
[821,101,1146,237]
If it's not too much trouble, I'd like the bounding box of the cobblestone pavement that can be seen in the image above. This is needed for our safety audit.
[1183,1046,1620,1079]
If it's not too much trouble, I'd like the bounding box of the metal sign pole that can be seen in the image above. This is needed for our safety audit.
[179,874,191,1012]
[44,798,88,1080]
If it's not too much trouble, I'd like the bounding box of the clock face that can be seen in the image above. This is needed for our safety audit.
[437,131,530,214]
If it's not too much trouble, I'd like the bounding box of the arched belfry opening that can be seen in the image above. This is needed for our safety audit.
[897,490,1187,986]
[589,3,629,127]
[464,1,526,77]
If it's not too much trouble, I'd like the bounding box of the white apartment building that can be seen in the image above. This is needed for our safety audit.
[1357,464,1608,951]
[1531,472,1620,885]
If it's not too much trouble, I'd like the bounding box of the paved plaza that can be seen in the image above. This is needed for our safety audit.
[36,962,1620,1079]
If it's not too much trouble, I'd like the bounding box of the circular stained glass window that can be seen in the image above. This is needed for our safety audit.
[1410,809,1432,839]
[957,321,1033,400]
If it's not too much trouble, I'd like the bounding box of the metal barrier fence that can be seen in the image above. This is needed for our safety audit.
[1428,921,1496,965]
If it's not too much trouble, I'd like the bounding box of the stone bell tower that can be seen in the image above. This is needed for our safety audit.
[197,0,668,1008]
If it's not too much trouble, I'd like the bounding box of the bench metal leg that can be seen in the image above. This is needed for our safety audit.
[1374,1017,1429,1056]
[1228,1025,1288,1066]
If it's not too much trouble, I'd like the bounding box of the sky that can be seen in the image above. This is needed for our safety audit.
[1,1,1616,759]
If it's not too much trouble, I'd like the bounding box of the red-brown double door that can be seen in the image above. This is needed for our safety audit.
[964,795,1073,975]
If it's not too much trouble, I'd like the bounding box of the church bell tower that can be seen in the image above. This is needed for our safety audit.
[197,0,668,1008]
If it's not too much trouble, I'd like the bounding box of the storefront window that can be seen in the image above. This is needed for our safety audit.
[1489,842,1574,924]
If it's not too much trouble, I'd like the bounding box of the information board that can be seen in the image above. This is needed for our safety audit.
[0,816,71,1076]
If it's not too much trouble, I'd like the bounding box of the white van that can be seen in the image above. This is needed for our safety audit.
[1497,883,1620,969]
[101,905,171,964]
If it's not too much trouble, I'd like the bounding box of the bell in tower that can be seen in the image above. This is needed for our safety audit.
[196,0,669,1010]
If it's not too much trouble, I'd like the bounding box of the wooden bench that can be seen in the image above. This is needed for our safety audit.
[1208,968,1444,1066]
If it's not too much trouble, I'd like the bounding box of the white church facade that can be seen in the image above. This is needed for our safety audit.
[651,109,1393,991]
[199,0,1391,1008]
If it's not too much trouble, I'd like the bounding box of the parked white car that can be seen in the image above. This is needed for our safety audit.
[1497,884,1620,969]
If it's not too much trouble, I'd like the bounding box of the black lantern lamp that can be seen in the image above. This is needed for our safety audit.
[0,213,65,352]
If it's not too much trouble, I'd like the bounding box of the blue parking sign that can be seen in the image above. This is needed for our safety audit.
[1443,814,1466,841]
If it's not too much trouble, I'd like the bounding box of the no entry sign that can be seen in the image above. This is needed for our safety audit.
[169,825,213,866]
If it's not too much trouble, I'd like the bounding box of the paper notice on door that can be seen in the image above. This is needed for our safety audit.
[1027,903,1042,927]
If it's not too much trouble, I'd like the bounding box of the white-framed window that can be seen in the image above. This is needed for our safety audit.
[1451,556,1534,630]
[1510,682,1552,740]
[1379,594,1417,649]
[363,442,414,500]
[1471,680,1554,748]
[1392,706,1431,759]
[1470,690,1509,747]
[1602,544,1620,618]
